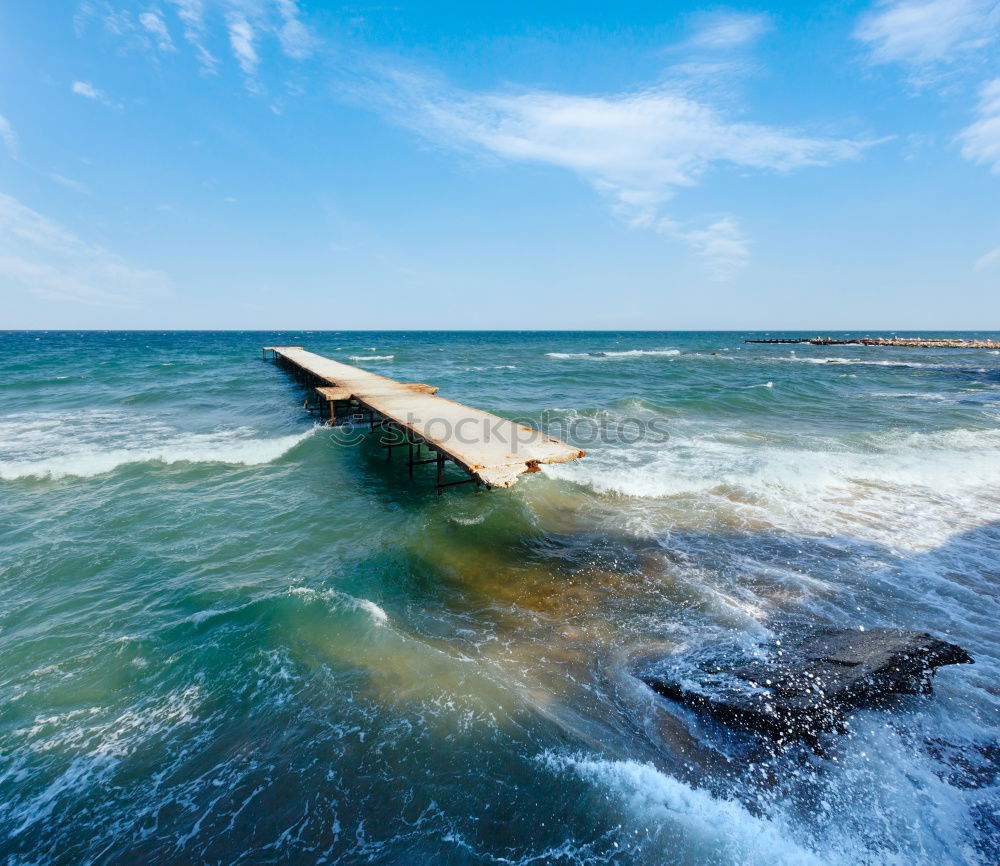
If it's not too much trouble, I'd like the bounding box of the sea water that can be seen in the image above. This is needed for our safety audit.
[0,331,997,863]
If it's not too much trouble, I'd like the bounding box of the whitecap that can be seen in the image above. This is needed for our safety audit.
[287,586,387,625]
[449,513,486,525]
[769,355,963,370]
[354,598,388,625]
[542,423,1000,549]
[546,349,680,360]
[0,411,317,481]
[540,753,825,865]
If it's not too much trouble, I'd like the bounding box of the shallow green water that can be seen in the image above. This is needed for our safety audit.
[1,331,998,864]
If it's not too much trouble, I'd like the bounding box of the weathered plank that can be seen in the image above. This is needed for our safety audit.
[315,386,353,401]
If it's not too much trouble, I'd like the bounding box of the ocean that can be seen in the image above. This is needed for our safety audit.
[1,330,997,864]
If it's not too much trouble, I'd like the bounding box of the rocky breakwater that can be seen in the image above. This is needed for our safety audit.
[637,627,973,745]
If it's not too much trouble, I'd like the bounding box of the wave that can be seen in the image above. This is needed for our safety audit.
[771,355,986,371]
[7,686,202,838]
[546,349,681,360]
[348,355,394,361]
[461,364,517,372]
[0,411,317,480]
[287,586,388,625]
[541,753,825,865]
[542,421,1000,547]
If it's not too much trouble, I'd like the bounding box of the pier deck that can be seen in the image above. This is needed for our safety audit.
[263,347,584,490]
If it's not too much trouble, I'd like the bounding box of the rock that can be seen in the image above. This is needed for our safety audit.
[638,627,972,743]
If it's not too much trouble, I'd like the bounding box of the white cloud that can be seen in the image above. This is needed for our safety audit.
[687,11,772,50]
[855,0,999,69]
[658,216,750,279]
[139,9,176,52]
[83,0,133,37]
[71,80,120,108]
[0,193,169,304]
[82,1,317,82]
[958,78,1000,172]
[166,0,218,71]
[392,77,865,210]
[855,3,1000,174]
[0,114,18,160]
[370,70,868,275]
[974,245,1000,271]
[226,12,259,77]
[275,0,316,59]
[221,1,316,82]
[71,80,100,100]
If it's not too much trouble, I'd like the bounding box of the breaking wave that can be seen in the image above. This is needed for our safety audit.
[287,586,389,625]
[542,754,826,865]
[0,411,317,480]
[348,354,394,361]
[543,422,1000,547]
[772,355,987,371]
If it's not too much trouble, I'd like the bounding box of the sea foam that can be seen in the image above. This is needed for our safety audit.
[542,421,1000,549]
[0,411,316,480]
[546,349,681,360]
[540,753,826,865]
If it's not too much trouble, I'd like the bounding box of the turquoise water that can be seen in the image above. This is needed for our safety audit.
[1,330,998,864]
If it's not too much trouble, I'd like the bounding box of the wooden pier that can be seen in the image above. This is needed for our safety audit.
[263,347,584,493]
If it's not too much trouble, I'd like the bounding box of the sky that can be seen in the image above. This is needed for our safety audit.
[0,0,998,329]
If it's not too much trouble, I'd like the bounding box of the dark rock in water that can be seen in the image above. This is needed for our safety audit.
[639,627,972,742]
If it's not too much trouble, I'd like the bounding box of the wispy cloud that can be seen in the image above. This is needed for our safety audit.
[71,80,101,100]
[222,1,316,84]
[0,192,169,304]
[139,9,176,52]
[855,0,999,73]
[686,11,773,50]
[71,80,120,108]
[166,0,218,71]
[658,216,750,279]
[855,1,1000,173]
[226,12,259,77]
[49,173,90,194]
[973,245,1000,271]
[958,78,1000,172]
[84,1,317,82]
[368,69,868,276]
[66,4,862,278]
[274,0,316,59]
[0,114,18,160]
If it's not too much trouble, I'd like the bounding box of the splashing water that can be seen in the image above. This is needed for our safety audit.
[0,330,997,864]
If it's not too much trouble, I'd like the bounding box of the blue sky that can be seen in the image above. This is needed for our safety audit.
[1,0,998,329]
